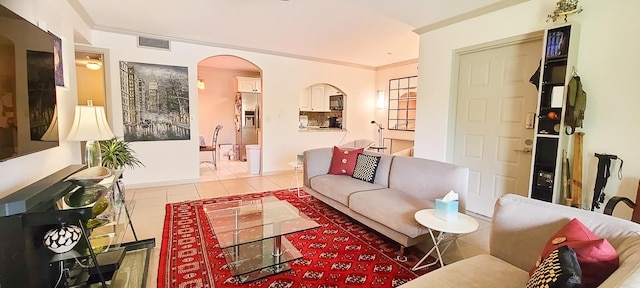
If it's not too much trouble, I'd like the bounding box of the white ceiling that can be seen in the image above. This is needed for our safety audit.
[73,0,515,68]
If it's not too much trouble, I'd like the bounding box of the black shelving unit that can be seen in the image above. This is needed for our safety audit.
[529,24,579,203]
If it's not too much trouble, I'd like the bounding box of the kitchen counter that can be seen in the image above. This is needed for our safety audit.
[299,127,344,132]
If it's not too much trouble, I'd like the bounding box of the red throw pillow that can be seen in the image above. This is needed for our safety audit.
[328,146,364,176]
[530,218,619,288]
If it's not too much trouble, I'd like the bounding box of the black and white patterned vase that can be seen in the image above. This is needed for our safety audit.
[43,224,82,253]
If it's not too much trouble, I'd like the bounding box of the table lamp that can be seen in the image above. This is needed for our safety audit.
[67,100,114,167]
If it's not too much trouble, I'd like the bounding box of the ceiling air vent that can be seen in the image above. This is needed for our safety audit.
[137,36,171,50]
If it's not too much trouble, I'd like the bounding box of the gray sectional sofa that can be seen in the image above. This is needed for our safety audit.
[398,194,640,287]
[302,147,469,251]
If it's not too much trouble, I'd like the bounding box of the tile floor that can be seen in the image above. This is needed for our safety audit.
[124,159,492,287]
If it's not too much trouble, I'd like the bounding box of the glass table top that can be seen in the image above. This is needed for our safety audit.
[203,196,320,248]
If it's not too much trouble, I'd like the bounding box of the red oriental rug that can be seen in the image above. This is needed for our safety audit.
[158,190,436,287]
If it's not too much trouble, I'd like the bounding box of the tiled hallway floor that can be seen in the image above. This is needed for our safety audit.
[125,163,491,287]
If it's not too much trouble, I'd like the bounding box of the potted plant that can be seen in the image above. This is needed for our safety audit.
[100,137,144,171]
[99,137,143,204]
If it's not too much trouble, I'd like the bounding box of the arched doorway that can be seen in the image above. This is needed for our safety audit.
[197,55,262,181]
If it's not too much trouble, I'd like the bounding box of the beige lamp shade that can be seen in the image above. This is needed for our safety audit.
[67,104,114,141]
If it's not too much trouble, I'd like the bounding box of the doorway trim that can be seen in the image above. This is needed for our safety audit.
[197,55,263,179]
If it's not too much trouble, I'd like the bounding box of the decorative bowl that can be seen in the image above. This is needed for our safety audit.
[65,166,112,187]
[43,224,82,254]
[63,185,108,208]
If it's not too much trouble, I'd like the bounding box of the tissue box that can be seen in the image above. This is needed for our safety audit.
[435,199,459,222]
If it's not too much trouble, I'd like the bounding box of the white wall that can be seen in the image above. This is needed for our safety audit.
[0,0,89,197]
[91,31,376,186]
[414,0,640,216]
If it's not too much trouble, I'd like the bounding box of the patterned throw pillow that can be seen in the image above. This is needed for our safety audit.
[529,218,619,287]
[328,146,364,176]
[352,153,381,183]
[526,246,582,288]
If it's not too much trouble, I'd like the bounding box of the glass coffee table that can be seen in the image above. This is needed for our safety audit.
[203,196,320,283]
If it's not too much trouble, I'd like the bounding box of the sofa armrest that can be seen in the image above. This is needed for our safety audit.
[303,148,332,187]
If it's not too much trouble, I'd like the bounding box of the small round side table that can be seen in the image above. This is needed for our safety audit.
[287,161,307,198]
[412,208,479,270]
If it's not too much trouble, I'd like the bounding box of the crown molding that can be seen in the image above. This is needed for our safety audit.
[413,0,530,35]
[375,58,418,71]
[67,0,95,27]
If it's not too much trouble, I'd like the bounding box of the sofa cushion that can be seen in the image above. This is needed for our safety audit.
[328,146,363,176]
[397,254,530,288]
[349,188,431,238]
[600,236,640,287]
[363,150,393,187]
[309,174,385,206]
[352,153,381,183]
[526,246,582,288]
[531,218,619,288]
[388,155,469,213]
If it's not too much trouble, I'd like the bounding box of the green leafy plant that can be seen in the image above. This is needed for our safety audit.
[100,137,144,170]
[547,0,583,22]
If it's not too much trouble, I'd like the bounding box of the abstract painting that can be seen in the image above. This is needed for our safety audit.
[119,61,190,142]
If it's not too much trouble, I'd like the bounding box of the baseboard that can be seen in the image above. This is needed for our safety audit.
[465,210,492,223]
[126,178,201,189]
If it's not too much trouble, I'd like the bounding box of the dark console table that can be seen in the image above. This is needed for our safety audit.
[0,165,155,287]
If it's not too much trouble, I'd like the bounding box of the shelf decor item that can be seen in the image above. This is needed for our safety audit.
[547,0,583,22]
[43,224,82,253]
[63,186,108,208]
[64,166,112,187]
[99,137,144,170]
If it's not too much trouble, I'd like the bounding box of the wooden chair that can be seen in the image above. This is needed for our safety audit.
[200,125,223,169]
[604,179,640,223]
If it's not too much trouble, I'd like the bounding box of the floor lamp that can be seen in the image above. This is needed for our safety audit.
[67,100,115,167]
[371,120,384,148]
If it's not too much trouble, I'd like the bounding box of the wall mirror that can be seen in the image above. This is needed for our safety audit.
[388,76,417,131]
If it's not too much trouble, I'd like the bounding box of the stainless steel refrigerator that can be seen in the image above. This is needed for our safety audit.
[234,92,260,161]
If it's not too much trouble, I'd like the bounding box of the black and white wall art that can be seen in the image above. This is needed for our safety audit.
[119,61,190,142]
[26,50,56,141]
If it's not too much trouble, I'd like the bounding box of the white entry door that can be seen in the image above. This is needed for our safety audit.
[453,38,542,217]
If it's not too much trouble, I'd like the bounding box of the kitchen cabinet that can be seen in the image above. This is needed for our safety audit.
[299,90,312,111]
[324,86,340,98]
[300,84,330,111]
[528,23,580,204]
[310,85,329,111]
[236,76,261,93]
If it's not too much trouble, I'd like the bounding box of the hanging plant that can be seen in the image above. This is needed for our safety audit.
[547,0,583,22]
[100,137,145,170]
